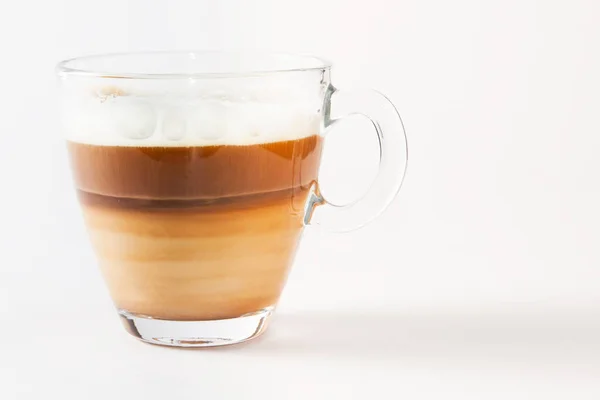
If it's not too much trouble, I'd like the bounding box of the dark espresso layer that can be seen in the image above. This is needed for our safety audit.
[67,135,323,201]
[76,186,308,212]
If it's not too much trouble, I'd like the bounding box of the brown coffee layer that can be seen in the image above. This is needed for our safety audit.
[77,187,307,213]
[67,135,322,200]
[68,136,323,320]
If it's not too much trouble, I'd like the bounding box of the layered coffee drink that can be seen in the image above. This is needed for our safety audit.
[65,86,323,321]
[59,51,405,347]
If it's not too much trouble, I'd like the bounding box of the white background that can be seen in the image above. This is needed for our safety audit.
[2,0,600,398]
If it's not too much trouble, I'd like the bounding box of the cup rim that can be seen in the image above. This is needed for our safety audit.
[56,50,332,79]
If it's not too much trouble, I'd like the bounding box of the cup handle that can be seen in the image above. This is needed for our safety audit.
[304,87,409,232]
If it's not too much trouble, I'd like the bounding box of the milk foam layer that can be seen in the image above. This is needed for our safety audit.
[61,80,324,147]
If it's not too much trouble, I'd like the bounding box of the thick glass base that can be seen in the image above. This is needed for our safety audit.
[118,307,274,348]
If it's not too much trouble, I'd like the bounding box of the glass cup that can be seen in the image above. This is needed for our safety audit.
[56,51,408,347]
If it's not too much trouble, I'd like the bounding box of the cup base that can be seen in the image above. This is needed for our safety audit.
[118,307,274,348]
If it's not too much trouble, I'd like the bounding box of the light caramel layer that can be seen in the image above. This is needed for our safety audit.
[82,190,306,320]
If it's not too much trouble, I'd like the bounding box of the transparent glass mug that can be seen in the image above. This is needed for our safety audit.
[56,51,408,347]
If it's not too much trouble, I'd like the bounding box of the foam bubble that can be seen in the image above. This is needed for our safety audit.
[60,81,323,147]
[106,97,157,140]
[161,108,187,141]
[187,99,232,142]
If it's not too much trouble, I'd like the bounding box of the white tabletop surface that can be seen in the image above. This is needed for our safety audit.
[7,290,600,399]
